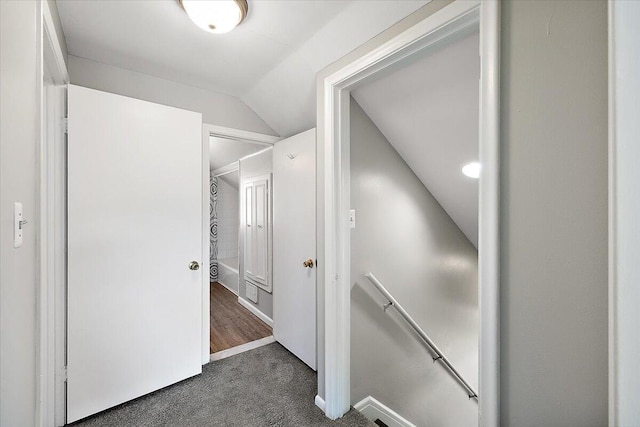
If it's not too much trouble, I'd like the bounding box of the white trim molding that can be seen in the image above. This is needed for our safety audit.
[209,336,275,362]
[39,1,70,426]
[354,396,417,427]
[608,1,640,425]
[205,123,280,146]
[608,2,617,423]
[478,2,501,426]
[217,279,239,295]
[238,297,274,327]
[42,0,69,84]
[321,0,500,424]
[315,395,326,413]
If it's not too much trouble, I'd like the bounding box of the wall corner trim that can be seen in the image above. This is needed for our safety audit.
[354,396,417,427]
[237,297,273,327]
[315,395,326,413]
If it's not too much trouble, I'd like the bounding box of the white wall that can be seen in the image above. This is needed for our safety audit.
[68,55,277,136]
[500,1,608,425]
[315,0,456,401]
[611,1,640,425]
[350,100,478,426]
[0,1,40,425]
[216,176,239,261]
[239,149,273,319]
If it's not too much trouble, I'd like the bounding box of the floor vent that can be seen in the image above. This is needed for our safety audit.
[374,420,389,427]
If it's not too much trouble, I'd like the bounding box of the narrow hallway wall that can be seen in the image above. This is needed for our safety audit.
[500,1,608,425]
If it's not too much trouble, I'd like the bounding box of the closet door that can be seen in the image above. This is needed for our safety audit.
[244,183,254,278]
[253,179,269,286]
[243,175,271,292]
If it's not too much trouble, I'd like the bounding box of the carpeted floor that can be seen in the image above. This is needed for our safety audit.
[68,343,374,427]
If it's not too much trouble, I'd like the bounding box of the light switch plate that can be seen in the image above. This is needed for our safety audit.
[349,209,356,229]
[14,202,23,248]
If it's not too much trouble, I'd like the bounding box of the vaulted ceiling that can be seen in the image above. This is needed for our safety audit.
[209,136,265,171]
[352,30,480,247]
[56,0,429,137]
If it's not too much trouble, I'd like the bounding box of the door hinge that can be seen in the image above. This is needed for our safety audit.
[62,117,69,134]
[62,365,68,382]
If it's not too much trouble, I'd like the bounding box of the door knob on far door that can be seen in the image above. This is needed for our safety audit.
[303,259,314,268]
[189,261,200,271]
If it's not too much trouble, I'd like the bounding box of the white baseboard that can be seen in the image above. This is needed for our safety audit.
[238,296,273,327]
[217,280,238,295]
[354,396,416,427]
[315,395,326,413]
[209,336,275,362]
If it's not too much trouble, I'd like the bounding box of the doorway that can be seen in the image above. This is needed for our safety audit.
[204,127,319,370]
[319,1,500,423]
[207,134,275,359]
[349,27,480,426]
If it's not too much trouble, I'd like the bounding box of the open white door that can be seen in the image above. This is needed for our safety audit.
[273,129,317,369]
[67,85,203,422]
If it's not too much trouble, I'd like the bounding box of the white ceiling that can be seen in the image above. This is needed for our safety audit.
[217,171,239,190]
[56,0,429,137]
[209,136,265,171]
[352,31,479,247]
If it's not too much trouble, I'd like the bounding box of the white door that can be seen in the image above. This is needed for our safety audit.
[273,129,316,369]
[67,85,203,422]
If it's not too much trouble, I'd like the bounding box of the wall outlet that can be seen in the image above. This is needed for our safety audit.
[349,209,356,229]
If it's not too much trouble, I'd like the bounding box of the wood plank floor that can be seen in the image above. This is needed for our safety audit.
[210,282,272,354]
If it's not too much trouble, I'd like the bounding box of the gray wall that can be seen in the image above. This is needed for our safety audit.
[612,2,640,424]
[1,1,40,425]
[68,55,277,136]
[316,1,609,423]
[239,149,274,319]
[350,100,478,426]
[500,1,608,425]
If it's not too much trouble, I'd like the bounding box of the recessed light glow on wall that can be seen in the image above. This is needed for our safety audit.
[462,162,481,179]
[180,0,248,34]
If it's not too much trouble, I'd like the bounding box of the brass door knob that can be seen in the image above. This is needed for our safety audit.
[303,259,314,268]
[189,261,200,271]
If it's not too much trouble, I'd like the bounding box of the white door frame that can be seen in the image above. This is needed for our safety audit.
[39,1,70,426]
[608,1,640,424]
[320,1,500,424]
[201,124,279,363]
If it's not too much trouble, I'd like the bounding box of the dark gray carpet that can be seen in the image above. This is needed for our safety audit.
[69,343,374,427]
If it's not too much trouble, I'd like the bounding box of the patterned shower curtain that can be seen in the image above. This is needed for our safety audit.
[210,175,218,281]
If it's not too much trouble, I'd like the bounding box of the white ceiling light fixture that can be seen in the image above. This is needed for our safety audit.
[180,0,248,34]
[462,162,481,179]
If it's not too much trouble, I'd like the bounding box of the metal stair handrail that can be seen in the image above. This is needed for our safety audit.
[364,272,478,400]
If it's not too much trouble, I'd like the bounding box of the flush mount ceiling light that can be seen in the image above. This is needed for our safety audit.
[180,0,248,34]
[462,162,481,179]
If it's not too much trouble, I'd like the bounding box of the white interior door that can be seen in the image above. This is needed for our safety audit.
[67,85,203,422]
[273,129,316,369]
